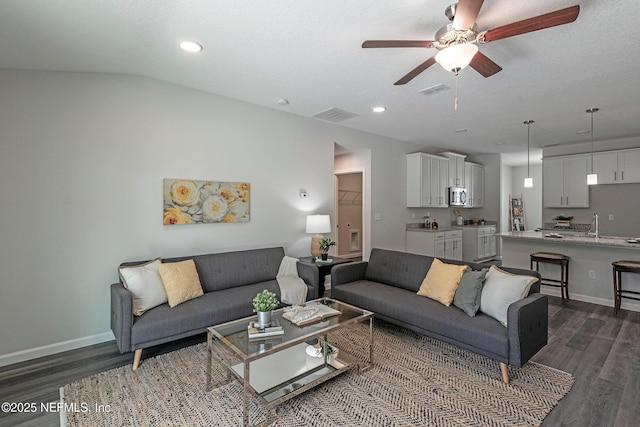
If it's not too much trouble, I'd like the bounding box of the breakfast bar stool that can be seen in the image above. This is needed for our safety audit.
[530,252,570,303]
[612,260,640,315]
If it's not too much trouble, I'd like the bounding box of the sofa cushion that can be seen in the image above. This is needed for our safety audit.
[332,280,509,361]
[480,265,538,326]
[453,268,488,317]
[118,258,168,316]
[191,247,285,292]
[364,248,432,292]
[131,280,281,348]
[159,259,204,307]
[417,259,467,306]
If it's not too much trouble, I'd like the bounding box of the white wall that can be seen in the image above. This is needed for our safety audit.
[509,165,543,230]
[500,162,513,235]
[0,69,414,363]
[469,154,502,229]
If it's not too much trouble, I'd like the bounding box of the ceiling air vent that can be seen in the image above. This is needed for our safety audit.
[418,83,449,96]
[311,107,359,123]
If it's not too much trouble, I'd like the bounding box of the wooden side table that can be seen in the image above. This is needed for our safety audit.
[298,256,353,297]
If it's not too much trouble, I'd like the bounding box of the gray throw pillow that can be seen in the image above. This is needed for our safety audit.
[453,268,488,317]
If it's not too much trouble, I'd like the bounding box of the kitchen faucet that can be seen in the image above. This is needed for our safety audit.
[587,212,599,238]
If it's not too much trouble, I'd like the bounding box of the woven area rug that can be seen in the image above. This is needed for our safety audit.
[62,322,574,426]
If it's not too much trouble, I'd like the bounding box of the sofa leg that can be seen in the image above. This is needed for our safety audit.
[500,362,509,384]
[133,349,143,371]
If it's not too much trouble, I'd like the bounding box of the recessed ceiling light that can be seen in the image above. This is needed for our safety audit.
[179,41,203,53]
[372,106,386,113]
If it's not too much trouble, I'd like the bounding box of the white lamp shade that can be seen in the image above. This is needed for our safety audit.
[435,43,478,72]
[306,215,331,234]
[587,173,598,185]
[524,177,533,188]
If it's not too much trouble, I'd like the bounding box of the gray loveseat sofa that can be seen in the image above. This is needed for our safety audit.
[111,247,319,369]
[331,248,547,383]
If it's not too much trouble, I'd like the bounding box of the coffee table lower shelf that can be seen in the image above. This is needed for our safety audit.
[229,343,359,407]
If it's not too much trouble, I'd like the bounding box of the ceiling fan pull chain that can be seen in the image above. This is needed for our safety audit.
[454,70,459,111]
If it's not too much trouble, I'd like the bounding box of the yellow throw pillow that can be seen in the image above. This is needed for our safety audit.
[158,259,204,307]
[417,259,468,306]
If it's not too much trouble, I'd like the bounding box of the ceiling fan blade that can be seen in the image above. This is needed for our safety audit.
[362,40,434,48]
[482,5,580,42]
[453,0,484,31]
[469,52,502,77]
[394,56,437,85]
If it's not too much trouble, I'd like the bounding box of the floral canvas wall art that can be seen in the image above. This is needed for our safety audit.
[163,179,250,225]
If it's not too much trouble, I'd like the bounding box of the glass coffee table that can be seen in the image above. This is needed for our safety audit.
[206,298,374,426]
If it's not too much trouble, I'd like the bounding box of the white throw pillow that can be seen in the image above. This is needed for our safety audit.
[119,258,168,316]
[480,265,538,326]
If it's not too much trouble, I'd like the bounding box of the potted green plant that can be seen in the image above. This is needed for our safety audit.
[252,290,279,327]
[318,237,335,260]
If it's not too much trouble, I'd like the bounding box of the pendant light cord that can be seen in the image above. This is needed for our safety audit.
[524,120,534,179]
[454,68,459,111]
[590,110,594,174]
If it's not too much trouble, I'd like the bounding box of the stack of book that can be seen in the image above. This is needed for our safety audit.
[247,319,284,339]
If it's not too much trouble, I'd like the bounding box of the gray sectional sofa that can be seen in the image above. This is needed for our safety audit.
[111,247,319,369]
[331,248,548,383]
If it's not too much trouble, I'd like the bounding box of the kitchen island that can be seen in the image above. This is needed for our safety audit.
[500,231,640,312]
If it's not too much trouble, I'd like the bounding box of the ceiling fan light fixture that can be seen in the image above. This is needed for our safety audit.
[435,43,478,73]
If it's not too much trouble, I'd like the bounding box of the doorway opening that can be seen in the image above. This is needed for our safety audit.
[335,172,363,260]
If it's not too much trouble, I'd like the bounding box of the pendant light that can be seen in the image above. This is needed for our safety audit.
[586,108,599,185]
[524,120,534,188]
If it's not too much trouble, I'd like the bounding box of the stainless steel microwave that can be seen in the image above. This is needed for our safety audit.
[449,187,467,206]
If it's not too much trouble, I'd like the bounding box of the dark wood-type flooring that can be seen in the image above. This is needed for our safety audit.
[1,296,639,426]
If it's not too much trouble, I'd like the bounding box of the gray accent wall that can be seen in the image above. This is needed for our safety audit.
[0,69,415,363]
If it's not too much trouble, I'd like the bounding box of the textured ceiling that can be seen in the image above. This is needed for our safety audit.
[1,0,639,165]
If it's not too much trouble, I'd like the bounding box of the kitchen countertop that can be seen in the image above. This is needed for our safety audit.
[500,231,640,250]
[406,224,461,232]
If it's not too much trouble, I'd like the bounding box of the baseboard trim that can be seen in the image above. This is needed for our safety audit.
[0,331,114,367]
[540,289,640,313]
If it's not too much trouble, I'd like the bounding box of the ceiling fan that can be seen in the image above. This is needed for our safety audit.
[363,0,580,85]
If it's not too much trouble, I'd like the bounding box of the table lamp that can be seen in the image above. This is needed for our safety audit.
[306,214,331,258]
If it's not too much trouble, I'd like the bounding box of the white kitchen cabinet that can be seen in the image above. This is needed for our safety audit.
[472,163,485,207]
[463,162,485,207]
[439,152,466,188]
[462,226,496,262]
[406,153,449,208]
[406,229,463,261]
[593,149,640,184]
[444,230,463,260]
[543,155,590,208]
